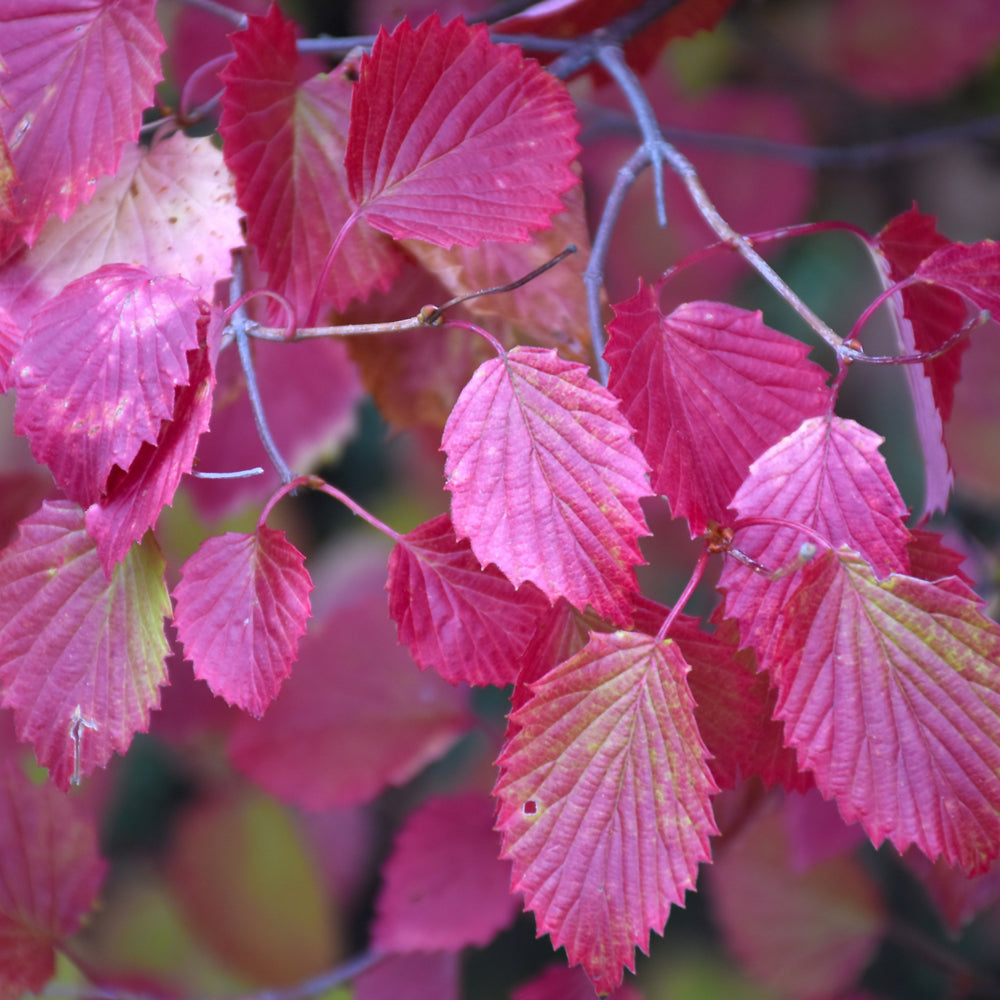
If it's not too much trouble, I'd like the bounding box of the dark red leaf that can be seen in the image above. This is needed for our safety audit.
[605,287,830,536]
[13,264,203,507]
[0,0,164,251]
[709,794,884,1000]
[373,793,519,952]
[387,513,551,687]
[85,330,218,575]
[173,527,313,717]
[495,631,717,995]
[874,208,968,513]
[774,549,1000,872]
[0,501,171,789]
[720,414,911,664]
[0,762,107,997]
[915,240,1000,316]
[219,7,402,316]
[905,850,1000,935]
[443,345,651,624]
[346,15,580,247]
[513,963,643,1000]
[228,551,472,809]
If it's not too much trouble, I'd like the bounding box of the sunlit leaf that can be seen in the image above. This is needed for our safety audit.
[495,631,717,995]
[605,287,830,536]
[346,15,580,247]
[174,528,313,717]
[0,500,170,789]
[443,345,651,624]
[13,264,203,507]
[0,0,164,250]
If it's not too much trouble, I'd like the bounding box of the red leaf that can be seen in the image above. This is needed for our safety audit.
[915,240,1000,316]
[874,208,968,514]
[173,528,313,718]
[220,7,403,317]
[346,15,580,247]
[709,794,884,1000]
[13,264,203,507]
[720,414,911,663]
[227,551,472,809]
[373,793,519,952]
[0,133,243,329]
[0,762,107,997]
[905,850,1000,935]
[495,631,717,995]
[774,549,1000,872]
[605,288,830,536]
[443,345,651,624]
[0,0,164,251]
[387,513,551,687]
[0,501,171,789]
[355,952,460,1000]
[85,329,218,574]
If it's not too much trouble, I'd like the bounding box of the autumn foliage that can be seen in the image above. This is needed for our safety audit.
[2,1,1000,998]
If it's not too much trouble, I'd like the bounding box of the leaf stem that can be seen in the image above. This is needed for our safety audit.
[231,254,294,484]
[657,546,710,641]
[175,0,246,28]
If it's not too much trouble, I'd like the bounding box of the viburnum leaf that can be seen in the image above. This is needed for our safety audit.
[513,963,643,1000]
[173,528,313,718]
[709,794,884,1000]
[387,512,551,687]
[605,287,830,536]
[872,208,968,514]
[355,952,460,1000]
[219,6,402,318]
[915,239,1000,315]
[905,850,1000,935]
[443,345,651,624]
[495,631,717,995]
[84,324,219,575]
[773,548,1000,872]
[373,793,519,952]
[0,500,171,790]
[720,414,911,663]
[0,303,18,392]
[0,761,107,998]
[0,0,164,251]
[228,550,472,809]
[0,133,243,328]
[346,15,580,247]
[906,526,976,588]
[13,264,204,507]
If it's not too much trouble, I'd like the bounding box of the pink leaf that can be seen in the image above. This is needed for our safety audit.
[0,500,171,789]
[495,631,717,995]
[373,793,519,952]
[387,512,551,687]
[0,303,19,392]
[443,345,651,624]
[0,761,107,997]
[219,6,402,316]
[709,794,884,1000]
[173,528,313,718]
[513,963,643,1000]
[873,208,968,514]
[605,287,830,536]
[773,549,1000,872]
[346,15,580,247]
[355,952,460,1000]
[0,0,164,251]
[228,553,472,809]
[13,264,203,507]
[720,414,911,663]
[0,133,243,328]
[85,327,218,574]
